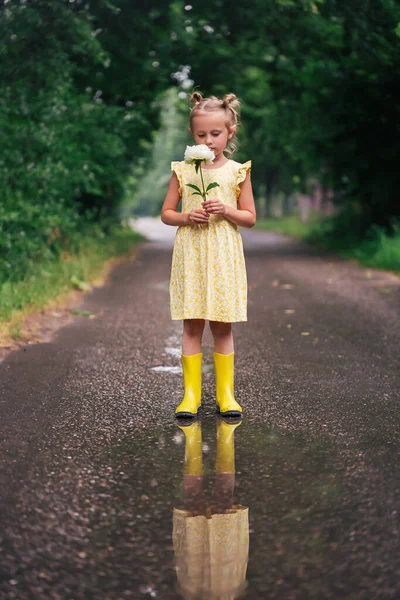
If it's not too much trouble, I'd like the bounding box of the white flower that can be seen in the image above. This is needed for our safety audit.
[184,144,215,164]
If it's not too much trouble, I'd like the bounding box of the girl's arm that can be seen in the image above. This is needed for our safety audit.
[202,173,256,228]
[161,173,209,226]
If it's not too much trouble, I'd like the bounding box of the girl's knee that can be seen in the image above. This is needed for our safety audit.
[209,321,232,337]
[184,319,205,337]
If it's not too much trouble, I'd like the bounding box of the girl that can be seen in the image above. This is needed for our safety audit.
[161,91,256,418]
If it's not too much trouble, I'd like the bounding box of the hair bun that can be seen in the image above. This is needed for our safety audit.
[190,91,203,105]
[222,93,240,110]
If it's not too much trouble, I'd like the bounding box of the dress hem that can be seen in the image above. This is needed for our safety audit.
[171,316,247,323]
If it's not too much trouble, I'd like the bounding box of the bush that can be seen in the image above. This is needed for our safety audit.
[0,1,147,286]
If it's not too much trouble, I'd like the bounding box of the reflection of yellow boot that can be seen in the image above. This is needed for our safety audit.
[175,353,202,418]
[213,352,242,417]
[216,418,241,474]
[178,421,203,476]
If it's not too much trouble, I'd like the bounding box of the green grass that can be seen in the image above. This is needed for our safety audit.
[256,216,400,273]
[0,225,143,343]
[255,216,318,239]
[335,228,400,272]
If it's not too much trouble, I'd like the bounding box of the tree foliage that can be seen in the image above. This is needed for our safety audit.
[1,0,400,284]
[0,0,179,283]
[174,0,400,230]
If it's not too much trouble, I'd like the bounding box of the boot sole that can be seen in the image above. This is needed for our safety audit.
[216,406,242,418]
[175,411,199,419]
[175,405,201,419]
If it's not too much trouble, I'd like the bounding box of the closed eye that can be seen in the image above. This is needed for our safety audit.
[196,132,222,137]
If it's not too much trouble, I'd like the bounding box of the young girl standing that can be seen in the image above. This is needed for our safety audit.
[161,92,256,418]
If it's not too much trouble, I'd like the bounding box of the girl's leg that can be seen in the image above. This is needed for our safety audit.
[209,321,242,417]
[182,319,205,355]
[175,319,205,418]
[209,321,233,355]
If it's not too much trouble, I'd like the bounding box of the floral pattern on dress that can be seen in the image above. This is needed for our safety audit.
[169,159,251,322]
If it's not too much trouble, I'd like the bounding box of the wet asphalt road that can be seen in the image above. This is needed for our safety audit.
[1,218,400,600]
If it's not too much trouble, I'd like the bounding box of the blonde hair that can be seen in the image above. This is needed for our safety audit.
[189,91,241,156]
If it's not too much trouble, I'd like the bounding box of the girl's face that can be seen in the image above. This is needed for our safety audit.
[190,112,235,159]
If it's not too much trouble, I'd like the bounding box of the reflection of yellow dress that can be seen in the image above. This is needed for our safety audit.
[173,506,249,600]
[170,160,251,322]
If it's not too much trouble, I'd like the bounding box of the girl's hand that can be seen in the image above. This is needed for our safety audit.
[187,209,209,224]
[202,198,227,216]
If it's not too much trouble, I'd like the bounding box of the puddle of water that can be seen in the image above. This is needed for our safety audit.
[72,414,368,599]
[16,412,396,598]
[165,347,181,358]
[151,365,182,374]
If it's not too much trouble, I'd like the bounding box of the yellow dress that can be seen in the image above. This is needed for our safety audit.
[170,159,251,322]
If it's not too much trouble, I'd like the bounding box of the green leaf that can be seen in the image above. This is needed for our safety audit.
[206,182,220,193]
[186,184,202,193]
[191,192,203,197]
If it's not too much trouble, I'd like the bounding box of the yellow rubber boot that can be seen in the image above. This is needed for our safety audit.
[175,353,202,418]
[179,420,203,476]
[216,418,241,474]
[213,352,242,417]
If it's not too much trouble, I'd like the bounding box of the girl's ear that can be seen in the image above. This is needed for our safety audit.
[227,125,236,140]
[189,127,193,137]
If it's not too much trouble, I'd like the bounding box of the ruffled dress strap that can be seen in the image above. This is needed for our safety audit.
[171,161,183,195]
[236,160,252,196]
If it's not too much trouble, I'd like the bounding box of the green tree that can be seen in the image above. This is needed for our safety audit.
[171,0,400,231]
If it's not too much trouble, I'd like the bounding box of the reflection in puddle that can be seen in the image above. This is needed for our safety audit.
[151,365,182,374]
[173,418,249,599]
[71,415,352,598]
[165,347,182,358]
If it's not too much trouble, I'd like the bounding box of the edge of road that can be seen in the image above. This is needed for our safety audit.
[0,239,144,364]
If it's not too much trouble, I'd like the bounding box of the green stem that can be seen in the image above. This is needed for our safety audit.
[199,162,206,201]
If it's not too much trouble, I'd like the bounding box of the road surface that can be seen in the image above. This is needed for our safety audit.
[1,218,400,599]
